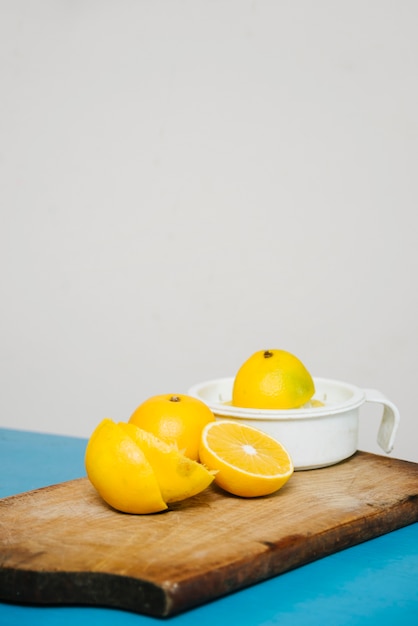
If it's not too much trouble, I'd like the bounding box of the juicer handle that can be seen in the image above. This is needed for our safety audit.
[363,388,400,453]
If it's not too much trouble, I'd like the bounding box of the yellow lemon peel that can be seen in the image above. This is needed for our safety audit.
[85,418,214,514]
[232,349,315,410]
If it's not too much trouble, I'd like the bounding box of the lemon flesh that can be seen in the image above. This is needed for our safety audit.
[199,420,294,498]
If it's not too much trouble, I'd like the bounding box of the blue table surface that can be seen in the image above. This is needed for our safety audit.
[1,427,417,626]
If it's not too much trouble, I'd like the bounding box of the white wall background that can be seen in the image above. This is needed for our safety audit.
[1,1,417,462]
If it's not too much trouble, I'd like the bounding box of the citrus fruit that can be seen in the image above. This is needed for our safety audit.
[232,349,315,409]
[85,419,166,514]
[85,418,214,514]
[128,393,215,460]
[118,422,214,503]
[199,420,294,498]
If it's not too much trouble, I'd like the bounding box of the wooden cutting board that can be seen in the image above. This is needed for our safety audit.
[1,451,418,617]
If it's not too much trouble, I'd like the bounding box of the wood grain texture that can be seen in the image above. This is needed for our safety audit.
[1,451,418,617]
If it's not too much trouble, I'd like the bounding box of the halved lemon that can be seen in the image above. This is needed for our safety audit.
[85,419,214,514]
[199,420,294,498]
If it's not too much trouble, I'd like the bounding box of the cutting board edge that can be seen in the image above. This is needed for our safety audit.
[0,476,87,505]
[0,567,172,617]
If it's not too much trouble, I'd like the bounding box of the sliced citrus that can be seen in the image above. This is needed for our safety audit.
[85,419,167,514]
[85,419,214,514]
[118,422,214,503]
[232,349,315,409]
[199,420,294,498]
[128,393,215,460]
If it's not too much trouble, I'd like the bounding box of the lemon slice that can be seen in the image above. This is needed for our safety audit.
[199,420,294,498]
[85,419,167,514]
[119,422,214,503]
[85,419,214,514]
